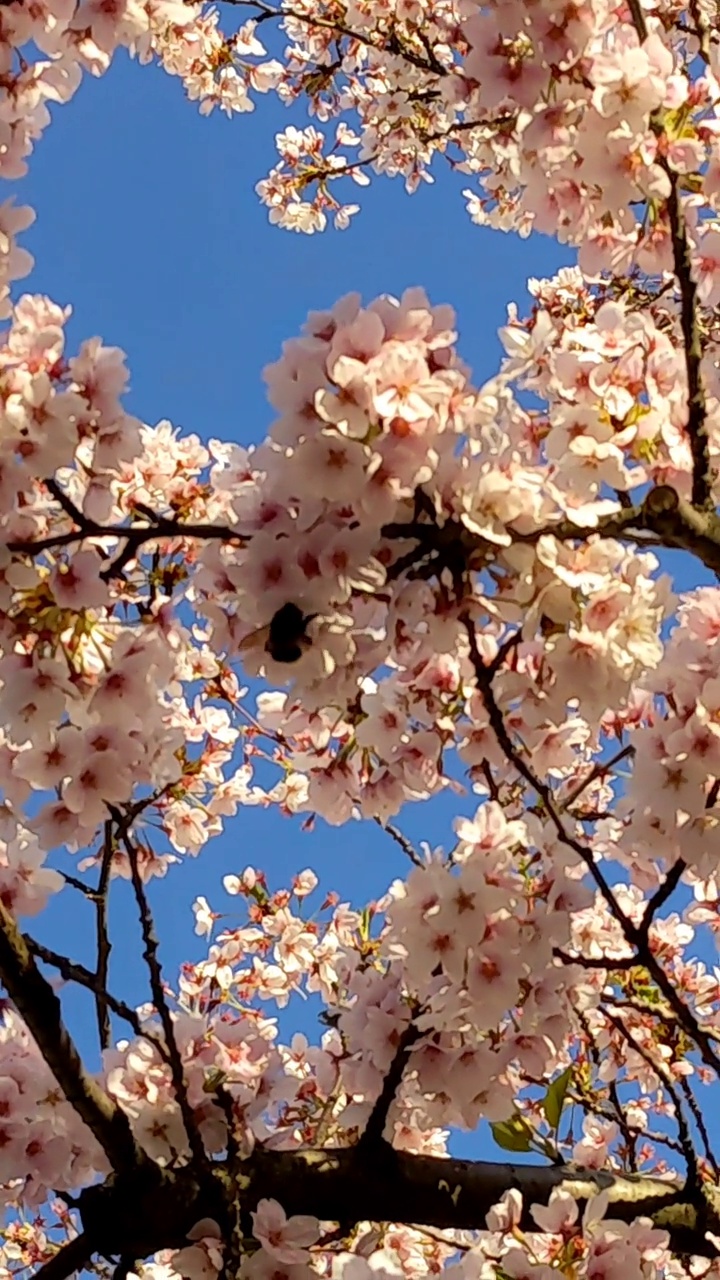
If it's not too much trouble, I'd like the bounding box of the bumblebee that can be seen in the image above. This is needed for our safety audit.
[241,603,318,664]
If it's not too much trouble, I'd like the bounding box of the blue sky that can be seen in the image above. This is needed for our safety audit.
[15,43,702,1165]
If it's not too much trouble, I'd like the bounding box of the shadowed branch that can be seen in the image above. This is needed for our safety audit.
[0,899,144,1174]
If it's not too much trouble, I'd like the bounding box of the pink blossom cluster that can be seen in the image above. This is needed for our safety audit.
[181,284,677,826]
[0,850,717,1280]
[186,0,720,245]
[464,1186,675,1280]
[3,0,720,252]
[0,811,62,917]
[103,1004,282,1163]
[620,587,720,878]
[150,13,283,117]
[2,0,720,1277]
[0,265,715,873]
[0,288,140,520]
[0,0,286,188]
[0,610,255,867]
[0,338,265,869]
[0,856,710,1280]
[496,267,720,500]
[0,1009,106,1204]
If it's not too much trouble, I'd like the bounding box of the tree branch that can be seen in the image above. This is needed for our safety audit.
[461,614,720,1077]
[374,818,424,868]
[95,825,114,1052]
[61,1142,720,1274]
[663,178,712,508]
[623,3,712,507]
[359,1021,422,1149]
[638,858,687,939]
[552,948,635,971]
[112,812,210,1173]
[244,1146,718,1256]
[0,899,144,1174]
[383,485,720,587]
[222,0,448,75]
[26,1234,93,1280]
[560,743,635,813]
[605,1009,699,1194]
[7,482,246,568]
[25,933,152,1043]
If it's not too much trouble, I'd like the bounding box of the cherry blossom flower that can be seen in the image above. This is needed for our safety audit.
[250,1200,320,1264]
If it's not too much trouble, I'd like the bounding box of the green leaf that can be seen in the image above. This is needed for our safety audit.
[202,1067,227,1094]
[490,1116,533,1153]
[543,1066,573,1131]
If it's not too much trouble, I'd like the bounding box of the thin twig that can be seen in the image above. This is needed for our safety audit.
[553,948,635,971]
[8,489,247,568]
[605,1008,700,1194]
[45,478,86,524]
[60,869,103,899]
[625,0,648,40]
[214,1084,241,1164]
[677,1074,719,1178]
[686,0,713,62]
[623,3,711,507]
[603,990,720,1045]
[575,1007,638,1173]
[111,810,210,1173]
[485,630,521,679]
[95,824,114,1051]
[223,0,448,73]
[25,933,155,1044]
[374,819,424,868]
[461,613,720,1076]
[561,744,635,813]
[565,1091,685,1157]
[417,1226,473,1252]
[664,178,712,507]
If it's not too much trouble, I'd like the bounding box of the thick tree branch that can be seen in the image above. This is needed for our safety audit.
[383,485,720,585]
[62,1143,720,1274]
[26,1233,93,1280]
[10,481,720,592]
[242,1147,720,1256]
[641,484,720,572]
[0,899,144,1174]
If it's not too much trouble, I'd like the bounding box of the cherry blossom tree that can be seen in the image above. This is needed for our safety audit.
[4,0,720,1278]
